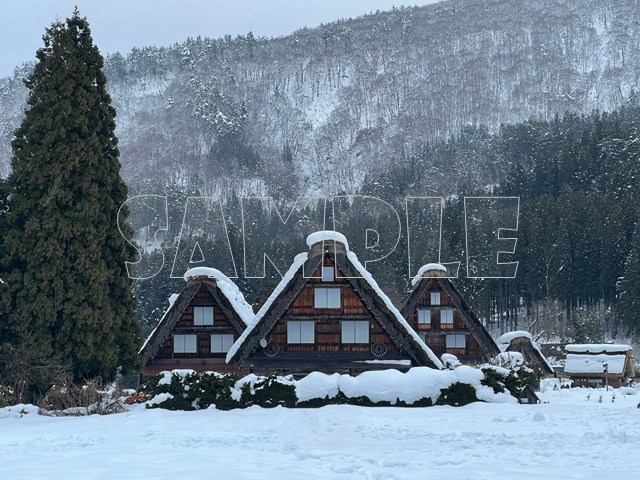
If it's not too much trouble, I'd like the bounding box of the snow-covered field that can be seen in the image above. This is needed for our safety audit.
[1,382,639,480]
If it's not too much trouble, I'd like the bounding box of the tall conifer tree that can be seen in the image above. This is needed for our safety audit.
[0,10,140,380]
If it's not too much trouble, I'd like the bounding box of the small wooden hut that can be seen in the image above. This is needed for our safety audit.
[139,267,253,377]
[498,331,554,377]
[400,264,500,364]
[226,231,443,375]
[563,344,635,388]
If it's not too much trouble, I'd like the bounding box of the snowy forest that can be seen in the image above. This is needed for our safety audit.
[2,0,640,342]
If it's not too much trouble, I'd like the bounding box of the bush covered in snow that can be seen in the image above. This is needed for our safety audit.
[141,366,529,411]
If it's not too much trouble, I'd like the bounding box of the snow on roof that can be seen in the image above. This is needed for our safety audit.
[140,268,254,355]
[565,344,632,354]
[183,266,254,325]
[564,353,627,375]
[496,351,524,368]
[498,331,532,345]
[498,330,554,372]
[227,231,443,369]
[226,252,308,362]
[306,230,349,250]
[411,263,447,286]
[346,250,443,369]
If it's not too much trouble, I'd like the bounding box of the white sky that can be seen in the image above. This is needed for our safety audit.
[0,0,441,77]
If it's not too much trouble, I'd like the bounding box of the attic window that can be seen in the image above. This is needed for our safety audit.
[440,308,454,328]
[194,306,214,326]
[314,287,341,308]
[322,266,335,282]
[341,320,369,343]
[174,334,197,353]
[430,291,441,305]
[211,334,234,353]
[417,308,431,328]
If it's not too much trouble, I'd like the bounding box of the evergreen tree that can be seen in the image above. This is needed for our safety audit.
[0,10,140,381]
[618,223,640,334]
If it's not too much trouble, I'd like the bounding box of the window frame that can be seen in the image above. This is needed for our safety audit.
[314,287,341,309]
[341,320,369,344]
[287,320,315,344]
[417,308,431,329]
[321,266,335,282]
[430,291,441,305]
[193,306,214,326]
[174,334,198,354]
[440,308,454,328]
[445,334,466,349]
[210,334,234,353]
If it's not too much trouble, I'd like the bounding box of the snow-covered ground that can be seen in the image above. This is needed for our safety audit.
[1,381,639,480]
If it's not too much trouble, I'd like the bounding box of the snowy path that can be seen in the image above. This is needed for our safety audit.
[1,387,639,480]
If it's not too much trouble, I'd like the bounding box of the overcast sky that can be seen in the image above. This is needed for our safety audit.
[0,0,441,77]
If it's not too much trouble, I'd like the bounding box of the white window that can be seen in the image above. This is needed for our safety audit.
[314,287,341,308]
[174,334,197,353]
[194,306,214,326]
[322,266,335,282]
[417,308,431,325]
[287,321,315,344]
[446,334,466,349]
[441,308,454,325]
[430,291,441,305]
[210,334,234,353]
[342,321,369,343]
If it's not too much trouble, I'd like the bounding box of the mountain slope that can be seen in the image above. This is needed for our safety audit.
[1,0,639,196]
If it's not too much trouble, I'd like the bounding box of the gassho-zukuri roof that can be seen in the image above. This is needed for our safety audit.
[401,262,500,358]
[139,267,254,363]
[498,330,554,375]
[226,230,444,369]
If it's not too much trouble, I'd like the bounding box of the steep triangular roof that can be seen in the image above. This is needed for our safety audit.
[140,267,253,365]
[400,265,500,358]
[498,331,554,375]
[227,231,443,369]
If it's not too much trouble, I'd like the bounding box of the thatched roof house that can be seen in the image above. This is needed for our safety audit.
[226,231,443,375]
[498,331,554,377]
[563,344,635,388]
[139,267,253,376]
[400,264,499,364]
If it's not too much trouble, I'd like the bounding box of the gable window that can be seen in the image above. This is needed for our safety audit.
[174,334,197,353]
[193,306,214,326]
[211,334,234,353]
[342,320,369,343]
[446,334,466,349]
[440,308,454,329]
[314,287,341,308]
[287,321,315,344]
[430,291,441,305]
[322,266,335,282]
[417,308,431,329]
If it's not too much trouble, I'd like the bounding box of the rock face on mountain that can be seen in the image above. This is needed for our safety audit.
[1,0,639,196]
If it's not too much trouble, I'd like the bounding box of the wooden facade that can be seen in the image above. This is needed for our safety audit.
[227,239,441,375]
[139,275,251,377]
[400,267,500,364]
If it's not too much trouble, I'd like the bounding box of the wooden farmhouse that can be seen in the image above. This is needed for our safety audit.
[563,344,635,388]
[139,267,253,377]
[498,331,554,377]
[226,231,443,375]
[400,264,500,364]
